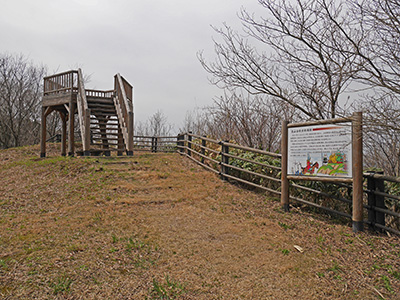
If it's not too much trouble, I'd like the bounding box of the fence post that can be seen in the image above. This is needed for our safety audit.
[177,134,183,153]
[83,108,91,156]
[281,120,290,212]
[151,136,155,153]
[188,131,192,156]
[201,135,206,163]
[352,111,364,232]
[366,171,386,231]
[40,107,47,158]
[154,137,158,153]
[220,140,229,179]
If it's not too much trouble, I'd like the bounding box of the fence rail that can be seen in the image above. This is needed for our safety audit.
[130,133,400,235]
[174,132,400,235]
[133,135,178,153]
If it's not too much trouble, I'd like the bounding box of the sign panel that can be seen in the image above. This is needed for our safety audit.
[288,123,352,177]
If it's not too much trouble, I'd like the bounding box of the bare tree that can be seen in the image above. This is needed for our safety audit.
[327,0,400,176]
[0,53,46,148]
[182,91,294,152]
[135,110,173,136]
[180,109,210,135]
[199,0,359,120]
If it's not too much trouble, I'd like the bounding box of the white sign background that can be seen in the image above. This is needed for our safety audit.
[288,123,352,178]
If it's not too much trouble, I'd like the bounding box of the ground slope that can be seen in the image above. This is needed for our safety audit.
[0,144,399,299]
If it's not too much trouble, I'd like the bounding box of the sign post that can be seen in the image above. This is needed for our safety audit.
[352,112,363,232]
[280,113,363,232]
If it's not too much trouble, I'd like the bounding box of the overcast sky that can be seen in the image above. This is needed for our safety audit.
[0,0,262,132]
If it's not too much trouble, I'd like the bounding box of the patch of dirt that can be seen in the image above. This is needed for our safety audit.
[0,145,399,299]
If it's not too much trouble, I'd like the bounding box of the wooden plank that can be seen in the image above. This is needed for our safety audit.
[289,195,352,219]
[363,172,400,183]
[287,117,352,128]
[44,70,78,80]
[188,133,220,144]
[42,93,75,107]
[222,141,282,158]
[287,175,353,183]
[221,162,281,183]
[224,152,281,171]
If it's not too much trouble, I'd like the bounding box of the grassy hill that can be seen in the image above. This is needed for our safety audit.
[0,144,399,299]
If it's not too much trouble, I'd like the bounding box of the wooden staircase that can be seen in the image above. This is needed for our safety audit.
[87,95,123,155]
[40,69,134,157]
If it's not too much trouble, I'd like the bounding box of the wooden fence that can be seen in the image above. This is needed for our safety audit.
[172,132,400,235]
[133,135,178,153]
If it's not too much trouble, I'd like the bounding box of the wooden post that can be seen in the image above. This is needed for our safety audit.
[281,120,290,212]
[352,112,364,232]
[151,137,155,153]
[177,134,182,153]
[40,107,47,157]
[68,102,75,156]
[366,171,385,231]
[188,131,192,156]
[83,108,91,156]
[201,136,206,163]
[117,128,123,156]
[59,111,67,156]
[127,111,134,156]
[154,137,158,153]
[220,141,229,179]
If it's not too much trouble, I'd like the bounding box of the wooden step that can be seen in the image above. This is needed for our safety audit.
[87,102,115,108]
[92,137,121,141]
[90,113,117,118]
[90,119,119,125]
[91,143,125,147]
[87,98,114,105]
[90,107,116,112]
[91,132,120,137]
[90,127,120,131]
[90,116,119,122]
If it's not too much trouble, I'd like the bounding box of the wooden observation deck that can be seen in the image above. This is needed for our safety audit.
[40,69,134,157]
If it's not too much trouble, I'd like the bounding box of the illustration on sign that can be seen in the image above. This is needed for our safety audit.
[288,123,352,178]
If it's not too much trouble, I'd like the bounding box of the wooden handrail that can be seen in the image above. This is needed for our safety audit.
[44,70,78,80]
[77,69,90,152]
[113,73,133,153]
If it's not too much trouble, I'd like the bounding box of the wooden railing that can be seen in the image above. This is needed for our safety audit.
[85,89,114,98]
[177,132,400,235]
[364,172,400,235]
[43,70,78,95]
[114,73,133,154]
[133,135,178,152]
[77,69,91,154]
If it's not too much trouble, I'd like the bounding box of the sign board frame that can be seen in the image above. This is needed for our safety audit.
[280,113,364,232]
[287,122,352,178]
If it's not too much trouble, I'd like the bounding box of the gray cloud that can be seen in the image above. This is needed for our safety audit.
[0,0,261,131]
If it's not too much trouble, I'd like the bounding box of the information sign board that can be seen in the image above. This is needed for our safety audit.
[288,123,352,177]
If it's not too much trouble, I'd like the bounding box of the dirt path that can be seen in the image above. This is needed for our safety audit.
[0,146,399,299]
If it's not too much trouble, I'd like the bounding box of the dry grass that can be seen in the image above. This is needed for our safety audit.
[0,143,399,299]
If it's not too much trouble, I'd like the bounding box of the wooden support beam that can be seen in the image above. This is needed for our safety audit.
[352,112,364,232]
[40,107,47,157]
[83,108,91,156]
[68,101,75,156]
[117,130,124,156]
[280,120,290,211]
[59,111,67,156]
